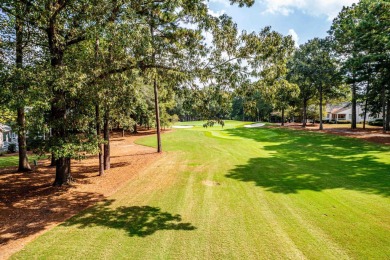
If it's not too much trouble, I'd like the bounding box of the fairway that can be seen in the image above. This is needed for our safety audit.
[13,121,390,259]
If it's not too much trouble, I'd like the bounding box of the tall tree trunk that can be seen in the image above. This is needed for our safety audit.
[104,108,110,170]
[382,85,386,133]
[51,101,72,185]
[49,45,71,185]
[15,15,31,172]
[94,38,104,176]
[386,99,390,132]
[302,99,307,128]
[50,123,56,166]
[319,85,323,130]
[53,157,72,186]
[154,78,162,153]
[45,8,72,186]
[96,104,104,176]
[17,108,31,172]
[363,78,370,129]
[351,82,357,129]
[50,153,56,166]
[51,92,71,186]
[281,108,285,126]
[150,23,161,153]
[50,128,55,166]
[133,123,137,133]
[50,125,56,166]
[51,90,71,186]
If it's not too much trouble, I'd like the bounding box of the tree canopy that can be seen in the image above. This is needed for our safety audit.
[0,0,389,185]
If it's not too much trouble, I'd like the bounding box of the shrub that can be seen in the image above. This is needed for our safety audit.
[368,119,383,126]
[170,114,179,124]
[27,137,45,152]
[7,143,17,153]
[337,120,351,124]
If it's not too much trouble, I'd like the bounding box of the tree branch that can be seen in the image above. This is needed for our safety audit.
[66,35,86,47]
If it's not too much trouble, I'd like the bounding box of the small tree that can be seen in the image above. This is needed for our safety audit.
[271,80,300,126]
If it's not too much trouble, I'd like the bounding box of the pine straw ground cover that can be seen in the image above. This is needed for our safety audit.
[286,122,390,145]
[8,121,390,259]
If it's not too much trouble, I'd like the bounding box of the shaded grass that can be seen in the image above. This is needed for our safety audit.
[63,200,196,237]
[12,121,390,259]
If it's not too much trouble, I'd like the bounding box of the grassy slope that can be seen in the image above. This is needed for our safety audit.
[0,154,39,168]
[13,121,390,259]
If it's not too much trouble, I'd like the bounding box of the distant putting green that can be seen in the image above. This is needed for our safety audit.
[13,121,390,259]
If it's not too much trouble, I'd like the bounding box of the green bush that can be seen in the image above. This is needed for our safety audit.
[7,143,17,153]
[171,114,180,124]
[368,119,383,126]
[337,120,351,124]
[26,136,46,152]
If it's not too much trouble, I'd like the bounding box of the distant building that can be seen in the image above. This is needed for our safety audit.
[325,103,382,123]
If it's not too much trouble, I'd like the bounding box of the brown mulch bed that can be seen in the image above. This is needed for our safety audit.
[280,123,390,145]
[0,130,163,260]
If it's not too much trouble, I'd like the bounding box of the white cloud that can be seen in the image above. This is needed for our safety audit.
[261,0,359,20]
[288,29,299,47]
[209,0,231,7]
[208,8,226,17]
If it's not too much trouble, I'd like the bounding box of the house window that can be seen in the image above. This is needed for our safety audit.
[349,114,352,119]
[338,114,346,120]
[327,113,331,118]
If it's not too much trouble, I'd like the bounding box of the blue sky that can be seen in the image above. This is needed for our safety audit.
[208,0,359,46]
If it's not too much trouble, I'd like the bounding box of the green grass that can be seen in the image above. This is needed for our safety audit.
[13,121,390,259]
[0,154,40,168]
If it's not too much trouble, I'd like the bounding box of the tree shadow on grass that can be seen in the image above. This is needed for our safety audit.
[225,127,390,196]
[64,200,196,237]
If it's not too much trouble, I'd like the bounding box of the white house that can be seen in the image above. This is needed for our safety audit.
[325,103,382,123]
[0,124,18,151]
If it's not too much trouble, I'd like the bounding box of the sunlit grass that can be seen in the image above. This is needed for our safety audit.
[0,154,40,168]
[13,121,390,259]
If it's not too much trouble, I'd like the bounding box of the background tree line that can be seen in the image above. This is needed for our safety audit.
[0,0,388,186]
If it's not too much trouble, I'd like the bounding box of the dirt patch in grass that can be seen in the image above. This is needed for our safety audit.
[278,123,390,145]
[0,130,163,260]
[202,180,220,186]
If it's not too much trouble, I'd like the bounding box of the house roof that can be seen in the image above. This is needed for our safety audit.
[326,102,350,114]
[0,124,11,132]
[331,107,349,114]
